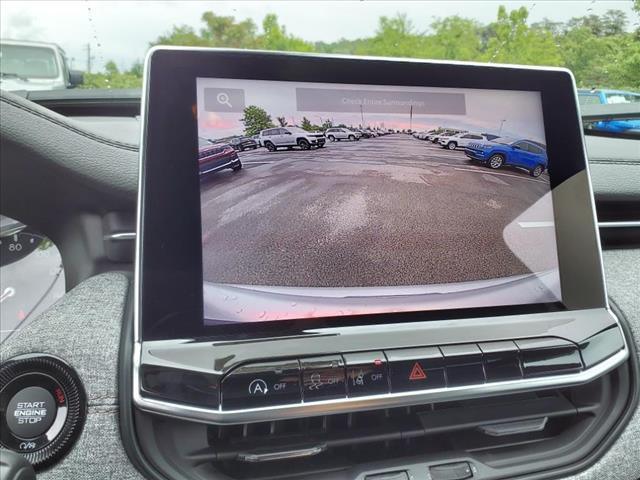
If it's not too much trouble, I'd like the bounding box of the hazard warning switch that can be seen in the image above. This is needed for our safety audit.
[386,347,446,393]
[409,362,427,381]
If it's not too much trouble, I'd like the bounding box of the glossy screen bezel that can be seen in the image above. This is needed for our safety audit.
[138,48,606,342]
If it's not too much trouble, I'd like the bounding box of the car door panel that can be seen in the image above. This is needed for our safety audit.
[510,142,531,167]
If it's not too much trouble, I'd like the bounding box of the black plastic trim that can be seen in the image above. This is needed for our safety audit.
[118,274,169,480]
[511,299,638,480]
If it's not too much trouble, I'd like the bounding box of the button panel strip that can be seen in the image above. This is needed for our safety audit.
[218,338,586,410]
[135,327,628,424]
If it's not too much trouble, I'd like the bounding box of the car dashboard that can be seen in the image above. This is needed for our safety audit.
[0,81,638,480]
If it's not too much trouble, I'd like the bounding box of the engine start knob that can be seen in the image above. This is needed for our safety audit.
[0,354,86,470]
[5,386,57,439]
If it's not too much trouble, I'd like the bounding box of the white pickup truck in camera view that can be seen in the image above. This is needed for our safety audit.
[0,39,84,91]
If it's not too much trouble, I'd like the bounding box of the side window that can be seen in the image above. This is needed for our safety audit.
[513,141,528,151]
[527,144,544,155]
[461,134,472,139]
[471,135,483,139]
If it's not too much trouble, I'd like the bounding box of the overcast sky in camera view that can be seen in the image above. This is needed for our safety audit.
[197,78,547,142]
[1,1,637,72]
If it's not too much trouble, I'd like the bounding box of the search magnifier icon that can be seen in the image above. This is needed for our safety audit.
[217,92,232,108]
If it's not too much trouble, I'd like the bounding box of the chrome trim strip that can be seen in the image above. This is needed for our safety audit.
[238,444,327,463]
[105,232,136,241]
[479,417,548,437]
[46,406,67,442]
[134,47,154,345]
[135,46,581,73]
[598,221,640,229]
[132,345,628,425]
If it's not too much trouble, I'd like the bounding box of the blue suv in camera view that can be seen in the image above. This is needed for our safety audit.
[464,138,548,177]
[577,89,640,134]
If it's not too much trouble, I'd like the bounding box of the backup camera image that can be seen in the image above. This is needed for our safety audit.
[196,78,561,324]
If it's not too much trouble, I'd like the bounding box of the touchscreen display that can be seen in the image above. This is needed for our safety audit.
[196,79,561,325]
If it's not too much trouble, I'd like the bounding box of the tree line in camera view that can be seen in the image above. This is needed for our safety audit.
[82,3,640,92]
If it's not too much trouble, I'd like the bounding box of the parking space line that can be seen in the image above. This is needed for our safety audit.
[482,173,510,186]
[453,167,548,184]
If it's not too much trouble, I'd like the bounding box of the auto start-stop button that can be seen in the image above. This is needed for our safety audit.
[5,386,57,439]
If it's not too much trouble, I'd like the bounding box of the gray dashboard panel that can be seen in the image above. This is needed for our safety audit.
[0,251,637,479]
[1,273,143,480]
[568,248,640,480]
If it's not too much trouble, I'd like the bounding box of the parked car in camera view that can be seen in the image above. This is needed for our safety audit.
[577,88,640,134]
[428,128,465,143]
[426,131,441,142]
[465,137,548,177]
[438,132,492,150]
[414,129,437,140]
[259,127,326,151]
[229,136,258,151]
[198,137,242,176]
[325,127,362,141]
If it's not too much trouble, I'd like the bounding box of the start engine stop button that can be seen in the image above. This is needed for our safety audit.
[5,386,57,439]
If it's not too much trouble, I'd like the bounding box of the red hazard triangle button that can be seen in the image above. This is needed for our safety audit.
[409,362,427,381]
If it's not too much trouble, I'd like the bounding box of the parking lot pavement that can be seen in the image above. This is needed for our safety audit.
[200,134,556,287]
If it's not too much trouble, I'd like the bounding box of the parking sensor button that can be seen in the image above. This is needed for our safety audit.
[343,352,389,397]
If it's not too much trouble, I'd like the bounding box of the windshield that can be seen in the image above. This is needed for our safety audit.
[0,44,59,79]
[492,137,515,145]
[1,1,638,91]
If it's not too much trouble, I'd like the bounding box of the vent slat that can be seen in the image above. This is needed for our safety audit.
[205,391,583,471]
